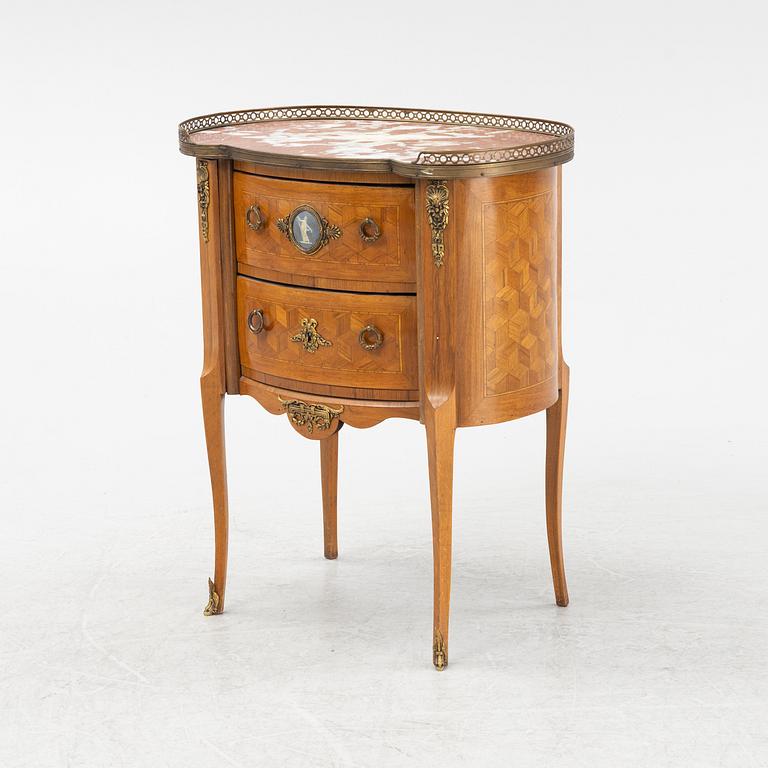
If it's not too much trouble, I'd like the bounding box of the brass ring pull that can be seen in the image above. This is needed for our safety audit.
[359,217,381,243]
[247,308,265,334]
[245,204,264,231]
[358,324,383,351]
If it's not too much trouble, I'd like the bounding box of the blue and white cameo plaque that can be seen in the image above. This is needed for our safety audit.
[291,207,322,253]
[277,204,342,255]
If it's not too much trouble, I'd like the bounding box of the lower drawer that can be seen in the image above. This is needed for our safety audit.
[237,276,418,392]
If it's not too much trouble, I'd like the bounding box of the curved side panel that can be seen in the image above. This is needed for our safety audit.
[456,169,560,426]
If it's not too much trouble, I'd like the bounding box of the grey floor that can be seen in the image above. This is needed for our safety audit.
[3,408,766,767]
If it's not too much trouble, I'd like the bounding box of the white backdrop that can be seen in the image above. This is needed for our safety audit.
[2,1,766,766]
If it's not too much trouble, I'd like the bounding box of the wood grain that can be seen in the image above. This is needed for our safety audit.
[321,432,339,559]
[547,166,569,606]
[482,191,556,395]
[237,276,418,391]
[237,260,414,294]
[197,159,229,614]
[234,173,416,286]
[545,362,569,606]
[416,178,458,670]
[454,169,560,427]
[238,377,420,428]
[216,159,240,395]
[241,368,419,402]
[234,160,410,186]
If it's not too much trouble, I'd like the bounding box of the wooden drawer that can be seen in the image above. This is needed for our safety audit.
[233,173,415,289]
[237,276,418,391]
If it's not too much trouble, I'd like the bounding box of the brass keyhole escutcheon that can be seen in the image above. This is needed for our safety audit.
[358,324,383,351]
[359,217,381,243]
[291,318,332,353]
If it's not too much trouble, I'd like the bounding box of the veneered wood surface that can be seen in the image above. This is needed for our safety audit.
[455,168,560,426]
[239,377,420,428]
[242,368,418,402]
[234,173,416,287]
[547,169,569,607]
[425,402,455,671]
[546,363,570,607]
[482,192,556,394]
[216,160,240,394]
[416,178,459,669]
[234,160,408,186]
[237,261,415,295]
[197,160,229,613]
[237,276,418,391]
[321,432,339,560]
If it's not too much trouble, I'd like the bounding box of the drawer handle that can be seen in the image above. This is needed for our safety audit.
[247,308,265,334]
[359,217,381,243]
[291,317,332,353]
[245,204,264,231]
[359,324,384,351]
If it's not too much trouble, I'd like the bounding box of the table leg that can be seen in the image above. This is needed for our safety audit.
[545,362,570,607]
[320,431,339,560]
[425,406,456,671]
[201,374,228,615]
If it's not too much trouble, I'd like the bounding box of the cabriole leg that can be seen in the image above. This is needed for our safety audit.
[425,406,456,671]
[545,363,570,607]
[320,430,339,560]
[201,374,228,615]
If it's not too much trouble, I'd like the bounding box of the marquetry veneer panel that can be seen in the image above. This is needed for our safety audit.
[234,173,416,288]
[237,276,418,392]
[482,191,557,396]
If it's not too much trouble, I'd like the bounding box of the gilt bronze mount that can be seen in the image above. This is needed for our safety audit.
[276,204,342,255]
[196,160,210,243]
[278,397,343,434]
[290,318,332,353]
[433,629,447,671]
[426,180,449,267]
[203,578,221,616]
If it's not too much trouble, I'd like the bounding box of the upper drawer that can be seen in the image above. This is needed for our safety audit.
[233,173,415,288]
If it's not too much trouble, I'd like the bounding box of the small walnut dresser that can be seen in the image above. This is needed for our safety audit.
[178,106,575,670]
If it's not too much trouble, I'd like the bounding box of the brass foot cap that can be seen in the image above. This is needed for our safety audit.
[433,629,447,671]
[203,577,222,616]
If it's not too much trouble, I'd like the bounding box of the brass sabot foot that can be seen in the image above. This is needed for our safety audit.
[203,577,221,616]
[433,629,447,671]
